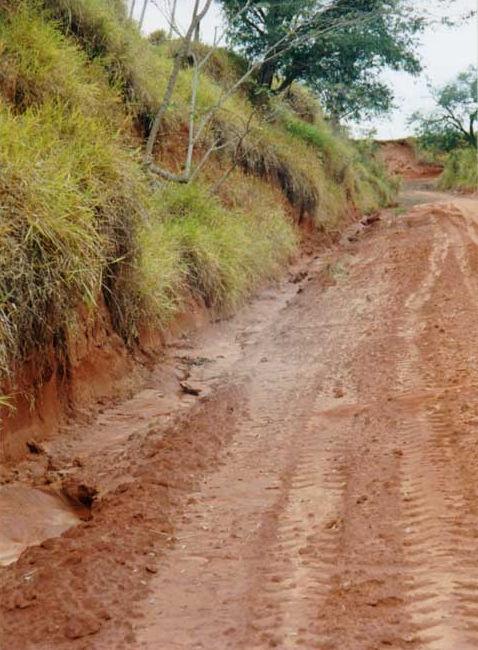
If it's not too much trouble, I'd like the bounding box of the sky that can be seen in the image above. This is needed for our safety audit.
[132,0,478,139]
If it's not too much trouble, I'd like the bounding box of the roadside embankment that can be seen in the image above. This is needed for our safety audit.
[0,0,397,460]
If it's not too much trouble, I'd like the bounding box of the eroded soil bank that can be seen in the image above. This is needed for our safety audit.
[3,180,478,649]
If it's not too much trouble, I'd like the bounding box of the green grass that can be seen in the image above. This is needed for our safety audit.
[352,140,400,213]
[281,83,322,124]
[282,113,352,178]
[0,0,397,387]
[439,147,478,192]
[0,3,119,119]
[281,116,397,219]
[0,99,149,373]
[37,0,397,222]
[141,183,296,317]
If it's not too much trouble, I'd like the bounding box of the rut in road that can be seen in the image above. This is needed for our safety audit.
[3,186,478,650]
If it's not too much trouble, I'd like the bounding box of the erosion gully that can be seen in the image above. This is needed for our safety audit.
[2,179,478,649]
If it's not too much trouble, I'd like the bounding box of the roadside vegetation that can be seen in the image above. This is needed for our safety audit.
[410,66,477,192]
[439,148,478,192]
[0,0,398,386]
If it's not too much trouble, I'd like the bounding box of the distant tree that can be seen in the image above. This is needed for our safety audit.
[409,66,478,151]
[301,6,423,124]
[219,0,462,123]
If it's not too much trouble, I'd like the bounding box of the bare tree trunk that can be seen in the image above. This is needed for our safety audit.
[128,0,136,19]
[144,0,212,162]
[168,0,178,38]
[469,111,477,147]
[139,0,148,30]
[258,59,276,89]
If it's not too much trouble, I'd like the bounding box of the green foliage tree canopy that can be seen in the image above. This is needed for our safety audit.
[219,0,459,123]
[410,66,478,151]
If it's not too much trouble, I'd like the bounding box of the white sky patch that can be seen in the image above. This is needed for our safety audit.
[132,0,477,139]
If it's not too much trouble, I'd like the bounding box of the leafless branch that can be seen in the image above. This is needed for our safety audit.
[145,0,213,161]
[189,140,231,182]
[211,109,256,194]
[145,3,383,186]
[139,0,148,30]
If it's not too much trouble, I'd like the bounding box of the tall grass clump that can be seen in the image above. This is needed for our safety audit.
[140,183,297,318]
[439,148,478,192]
[282,113,352,180]
[41,0,182,126]
[348,140,399,213]
[0,3,119,119]
[282,84,321,124]
[0,100,151,376]
[279,113,397,219]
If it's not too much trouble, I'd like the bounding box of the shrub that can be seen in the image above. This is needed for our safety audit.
[439,147,478,192]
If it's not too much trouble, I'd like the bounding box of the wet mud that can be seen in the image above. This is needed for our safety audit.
[2,181,478,649]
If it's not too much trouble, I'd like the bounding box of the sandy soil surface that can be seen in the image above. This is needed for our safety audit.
[2,180,478,649]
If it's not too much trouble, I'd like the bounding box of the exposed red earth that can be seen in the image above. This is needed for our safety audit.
[377,139,443,180]
[3,155,478,648]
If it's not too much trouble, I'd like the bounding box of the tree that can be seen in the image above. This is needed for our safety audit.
[297,4,423,123]
[145,0,259,183]
[409,66,478,151]
[219,0,457,123]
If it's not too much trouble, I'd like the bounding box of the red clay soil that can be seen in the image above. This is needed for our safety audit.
[0,299,144,463]
[3,183,478,649]
[377,139,443,179]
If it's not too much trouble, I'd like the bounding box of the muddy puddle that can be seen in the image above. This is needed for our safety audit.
[0,485,80,566]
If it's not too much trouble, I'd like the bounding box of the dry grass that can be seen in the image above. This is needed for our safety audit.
[0,0,396,385]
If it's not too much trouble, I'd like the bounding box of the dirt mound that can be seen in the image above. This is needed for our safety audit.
[377,139,442,179]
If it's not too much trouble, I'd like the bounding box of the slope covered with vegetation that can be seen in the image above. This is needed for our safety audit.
[0,0,396,386]
[410,66,477,193]
[439,148,478,192]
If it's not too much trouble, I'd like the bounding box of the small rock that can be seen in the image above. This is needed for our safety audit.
[333,387,345,398]
[290,271,307,284]
[62,478,98,508]
[145,564,157,574]
[179,381,202,396]
[361,212,381,226]
[26,440,45,455]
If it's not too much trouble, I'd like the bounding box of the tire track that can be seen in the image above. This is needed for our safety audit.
[242,404,346,649]
[391,204,478,649]
[133,193,478,650]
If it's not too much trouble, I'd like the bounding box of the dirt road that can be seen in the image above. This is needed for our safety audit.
[2,182,478,649]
